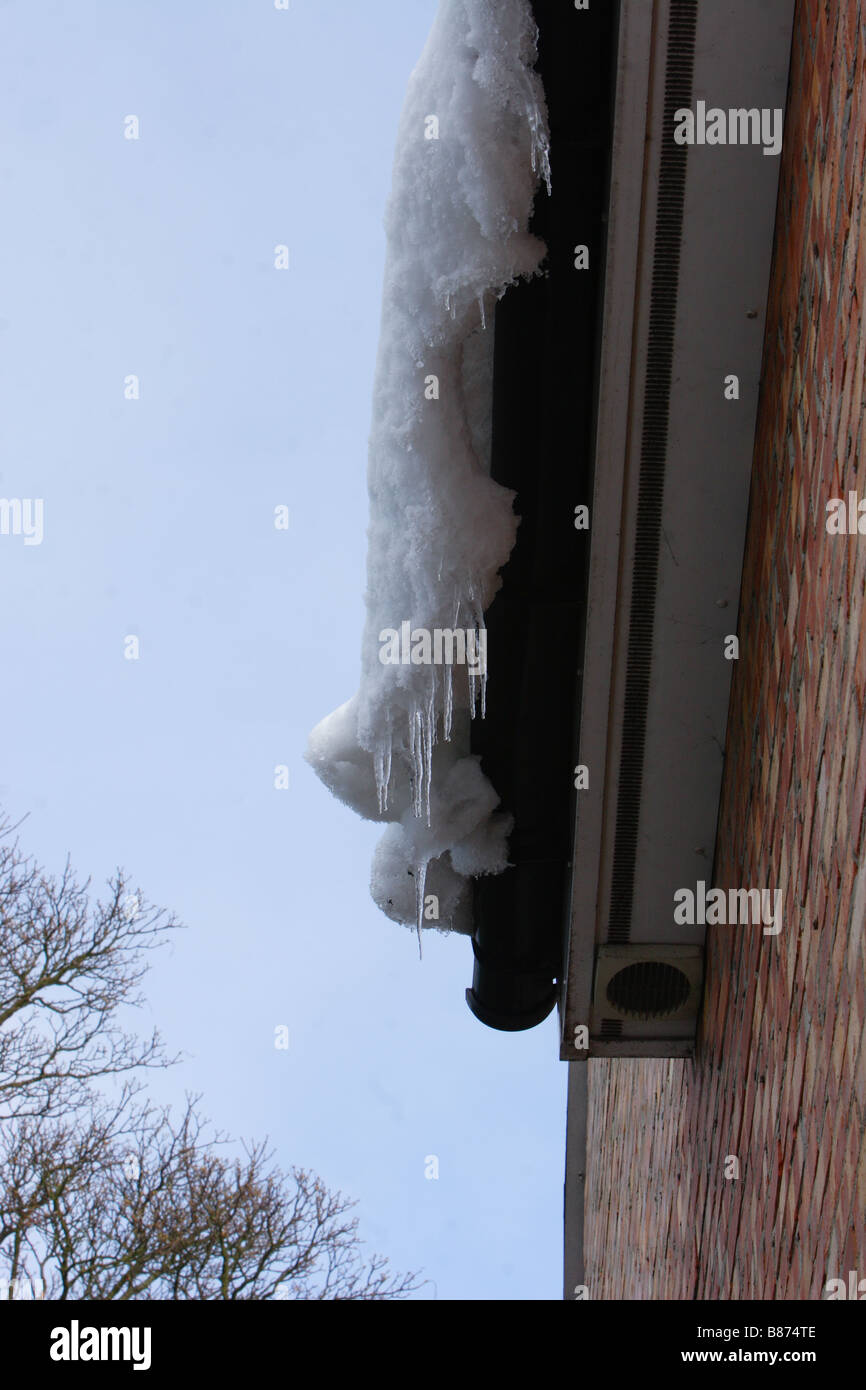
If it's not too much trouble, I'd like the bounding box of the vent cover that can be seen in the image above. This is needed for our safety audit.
[605,960,691,1020]
[593,945,703,1026]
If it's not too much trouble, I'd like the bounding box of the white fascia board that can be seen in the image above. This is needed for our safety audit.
[560,0,795,1060]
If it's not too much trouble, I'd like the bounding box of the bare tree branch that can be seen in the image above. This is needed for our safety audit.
[0,1092,421,1300]
[0,815,181,1121]
[0,817,422,1301]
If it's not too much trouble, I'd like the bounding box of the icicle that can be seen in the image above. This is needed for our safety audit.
[414,858,428,959]
[478,294,486,330]
[444,664,453,741]
[383,736,392,803]
[409,708,425,820]
[466,579,479,720]
[524,91,552,195]
[407,710,415,815]
[478,607,487,719]
[424,682,435,826]
[374,733,393,813]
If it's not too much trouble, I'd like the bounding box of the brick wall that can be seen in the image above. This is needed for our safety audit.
[584,0,866,1299]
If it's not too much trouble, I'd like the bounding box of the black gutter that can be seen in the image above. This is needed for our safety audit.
[466,0,619,1031]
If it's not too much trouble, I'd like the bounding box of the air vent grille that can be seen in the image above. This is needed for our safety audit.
[593,945,703,1031]
[605,960,691,1020]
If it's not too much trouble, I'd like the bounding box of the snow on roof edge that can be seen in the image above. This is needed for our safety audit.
[305,0,551,948]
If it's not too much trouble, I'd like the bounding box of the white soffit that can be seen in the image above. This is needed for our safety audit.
[560,0,796,1059]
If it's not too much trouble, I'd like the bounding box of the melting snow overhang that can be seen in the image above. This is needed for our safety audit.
[468,0,796,1052]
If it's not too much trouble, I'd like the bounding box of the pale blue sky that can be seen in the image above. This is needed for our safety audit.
[0,0,565,1299]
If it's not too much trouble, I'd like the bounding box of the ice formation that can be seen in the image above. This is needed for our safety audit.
[305,0,550,944]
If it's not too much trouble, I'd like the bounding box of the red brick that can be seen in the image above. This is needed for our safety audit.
[585,0,866,1298]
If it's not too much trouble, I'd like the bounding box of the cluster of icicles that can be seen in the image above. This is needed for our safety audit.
[370,585,491,957]
[373,596,489,823]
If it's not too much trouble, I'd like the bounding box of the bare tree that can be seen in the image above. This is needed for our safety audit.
[0,1096,418,1300]
[0,818,420,1300]
[0,816,179,1122]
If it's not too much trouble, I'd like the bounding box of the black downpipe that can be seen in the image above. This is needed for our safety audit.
[466,0,619,1031]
